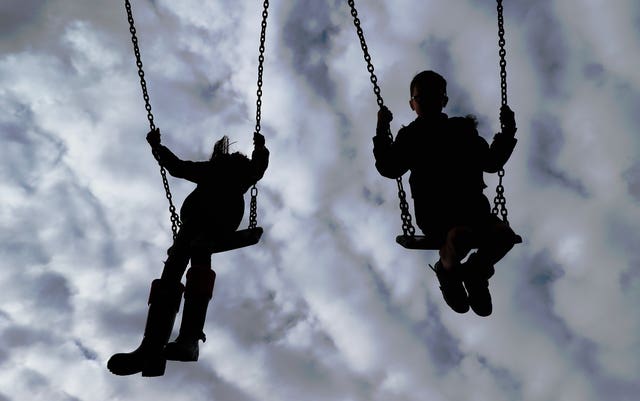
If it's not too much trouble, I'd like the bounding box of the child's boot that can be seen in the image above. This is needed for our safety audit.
[107,279,184,376]
[164,265,215,362]
[431,260,469,313]
[463,253,495,317]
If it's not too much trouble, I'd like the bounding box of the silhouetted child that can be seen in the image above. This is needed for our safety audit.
[373,70,517,316]
[108,129,269,376]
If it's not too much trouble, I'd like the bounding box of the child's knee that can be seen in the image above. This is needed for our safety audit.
[443,226,474,261]
[189,238,212,267]
[185,265,216,299]
[485,222,516,255]
[447,226,473,248]
[495,222,516,245]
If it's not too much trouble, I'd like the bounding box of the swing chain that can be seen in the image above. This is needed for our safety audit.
[255,0,269,136]
[491,169,509,223]
[125,0,181,240]
[249,0,269,229]
[249,186,259,229]
[347,0,384,108]
[348,0,416,237]
[397,174,416,237]
[497,0,508,109]
[492,0,509,225]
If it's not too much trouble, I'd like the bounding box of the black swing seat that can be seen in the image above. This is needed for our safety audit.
[208,227,263,254]
[396,233,522,250]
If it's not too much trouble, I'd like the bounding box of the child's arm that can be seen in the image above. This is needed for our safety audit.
[372,106,410,178]
[482,106,518,173]
[249,133,270,183]
[146,129,208,183]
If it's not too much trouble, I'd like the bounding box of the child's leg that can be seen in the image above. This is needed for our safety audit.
[108,225,195,376]
[433,226,475,313]
[475,217,516,266]
[439,226,474,270]
[463,217,515,317]
[161,225,195,284]
[165,236,215,362]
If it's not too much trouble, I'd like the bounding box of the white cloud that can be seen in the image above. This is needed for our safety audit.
[1,0,639,400]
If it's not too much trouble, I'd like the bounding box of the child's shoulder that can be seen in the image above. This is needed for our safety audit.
[399,117,426,134]
[448,115,478,128]
[448,115,478,135]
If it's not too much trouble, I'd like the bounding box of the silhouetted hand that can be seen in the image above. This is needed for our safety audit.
[500,105,517,136]
[376,106,393,133]
[253,132,266,148]
[377,106,393,128]
[146,128,161,147]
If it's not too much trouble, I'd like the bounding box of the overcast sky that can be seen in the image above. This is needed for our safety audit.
[1,0,640,400]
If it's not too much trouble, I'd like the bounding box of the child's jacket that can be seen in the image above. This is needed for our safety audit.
[154,145,269,228]
[373,113,516,233]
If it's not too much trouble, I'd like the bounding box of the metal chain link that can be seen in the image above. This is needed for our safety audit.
[348,0,415,237]
[492,0,510,225]
[124,0,181,240]
[497,0,508,110]
[249,0,269,229]
[249,186,259,229]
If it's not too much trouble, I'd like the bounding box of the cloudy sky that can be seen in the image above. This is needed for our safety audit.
[1,0,640,400]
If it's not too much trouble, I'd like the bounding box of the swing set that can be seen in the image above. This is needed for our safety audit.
[348,0,522,250]
[124,0,268,253]
[124,0,521,255]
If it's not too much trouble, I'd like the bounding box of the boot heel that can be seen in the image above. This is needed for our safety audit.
[164,339,200,362]
[141,355,167,377]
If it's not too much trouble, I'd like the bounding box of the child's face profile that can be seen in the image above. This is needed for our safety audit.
[410,85,447,117]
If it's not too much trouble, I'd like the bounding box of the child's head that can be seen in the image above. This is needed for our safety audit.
[409,70,448,117]
[210,135,251,177]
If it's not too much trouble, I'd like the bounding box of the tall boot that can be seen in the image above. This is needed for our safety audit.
[107,279,184,376]
[164,265,215,362]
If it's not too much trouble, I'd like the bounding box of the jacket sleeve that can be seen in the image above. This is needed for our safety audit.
[482,132,517,173]
[249,145,270,184]
[153,145,209,183]
[372,127,410,179]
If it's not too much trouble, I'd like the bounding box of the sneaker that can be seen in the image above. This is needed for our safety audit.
[431,261,469,314]
[463,254,495,317]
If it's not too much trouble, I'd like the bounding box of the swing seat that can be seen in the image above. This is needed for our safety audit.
[209,227,263,254]
[396,233,522,250]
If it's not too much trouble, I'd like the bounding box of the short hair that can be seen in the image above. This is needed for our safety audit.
[410,70,447,96]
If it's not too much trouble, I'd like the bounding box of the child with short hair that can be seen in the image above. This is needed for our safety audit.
[373,70,517,316]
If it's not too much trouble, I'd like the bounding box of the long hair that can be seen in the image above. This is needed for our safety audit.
[211,135,230,160]
[208,136,253,192]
